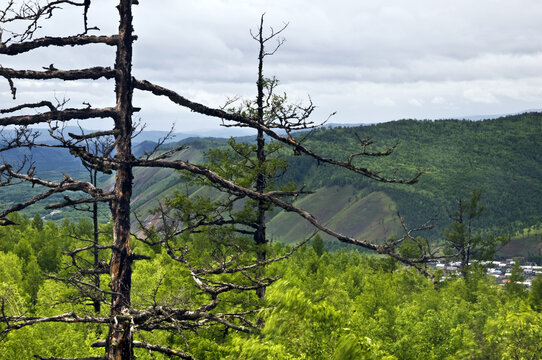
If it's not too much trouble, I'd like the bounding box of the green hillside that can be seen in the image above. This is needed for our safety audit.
[125,113,542,257]
[279,113,542,237]
[124,138,229,225]
[3,114,541,255]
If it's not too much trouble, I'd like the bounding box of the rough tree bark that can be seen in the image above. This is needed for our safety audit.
[106,1,135,359]
[252,16,288,299]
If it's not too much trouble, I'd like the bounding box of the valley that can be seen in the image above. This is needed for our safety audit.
[3,112,541,259]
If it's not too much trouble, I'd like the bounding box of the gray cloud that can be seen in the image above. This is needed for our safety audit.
[2,0,542,130]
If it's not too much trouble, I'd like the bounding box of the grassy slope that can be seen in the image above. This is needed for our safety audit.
[130,146,205,216]
[5,115,539,256]
[267,186,401,245]
[126,139,223,226]
[500,234,542,259]
[127,113,542,255]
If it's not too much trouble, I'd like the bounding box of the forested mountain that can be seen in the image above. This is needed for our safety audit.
[122,112,542,257]
[279,112,542,238]
[3,113,542,256]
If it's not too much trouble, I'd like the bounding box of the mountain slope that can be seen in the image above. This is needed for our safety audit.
[277,112,542,237]
[2,113,541,255]
[267,187,401,245]
[126,113,542,252]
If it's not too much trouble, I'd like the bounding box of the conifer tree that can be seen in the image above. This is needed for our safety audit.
[443,189,509,278]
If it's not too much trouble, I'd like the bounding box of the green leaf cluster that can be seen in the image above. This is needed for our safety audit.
[1,218,542,359]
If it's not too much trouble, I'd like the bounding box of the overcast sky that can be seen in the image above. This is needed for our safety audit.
[2,0,542,131]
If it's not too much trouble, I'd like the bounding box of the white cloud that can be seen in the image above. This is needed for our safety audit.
[409,99,423,107]
[463,88,499,104]
[2,0,542,130]
[373,97,396,107]
[431,97,446,105]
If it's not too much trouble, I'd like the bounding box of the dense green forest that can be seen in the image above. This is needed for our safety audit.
[125,113,542,257]
[2,114,542,358]
[2,113,542,257]
[1,217,541,359]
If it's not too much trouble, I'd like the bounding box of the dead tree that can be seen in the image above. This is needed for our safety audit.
[0,2,440,359]
[54,125,115,314]
[200,17,313,299]
[1,2,139,359]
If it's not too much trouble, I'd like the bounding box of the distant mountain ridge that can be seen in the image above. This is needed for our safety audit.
[124,112,542,254]
[2,112,542,258]
[448,109,542,121]
[6,108,536,145]
[0,126,257,145]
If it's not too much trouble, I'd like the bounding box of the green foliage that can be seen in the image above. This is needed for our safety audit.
[2,220,542,358]
[311,234,325,256]
[0,212,536,357]
[0,321,104,360]
[504,260,527,298]
[333,333,397,360]
[204,138,288,189]
[31,213,43,231]
[228,336,295,360]
[0,218,113,358]
[529,274,542,311]
[23,256,42,306]
[0,252,26,315]
[398,236,427,259]
[228,247,542,360]
[443,189,509,276]
[484,305,542,359]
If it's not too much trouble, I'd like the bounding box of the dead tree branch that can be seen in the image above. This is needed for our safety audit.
[0,35,119,55]
[133,79,421,184]
[0,107,118,126]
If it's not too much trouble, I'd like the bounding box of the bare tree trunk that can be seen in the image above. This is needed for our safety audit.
[254,19,267,299]
[92,170,101,314]
[254,128,267,299]
[106,1,134,359]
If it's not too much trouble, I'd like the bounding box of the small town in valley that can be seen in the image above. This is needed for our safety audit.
[435,259,542,288]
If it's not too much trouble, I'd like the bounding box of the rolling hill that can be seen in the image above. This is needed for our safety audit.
[125,112,542,257]
[2,113,542,258]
